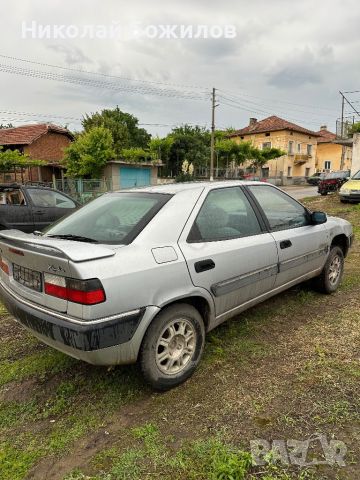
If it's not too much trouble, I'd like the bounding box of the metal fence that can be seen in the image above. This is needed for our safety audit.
[52,178,112,204]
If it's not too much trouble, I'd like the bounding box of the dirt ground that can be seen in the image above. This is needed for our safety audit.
[0,193,359,480]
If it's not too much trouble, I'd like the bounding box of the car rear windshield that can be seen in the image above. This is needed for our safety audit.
[44,192,172,244]
[352,170,360,180]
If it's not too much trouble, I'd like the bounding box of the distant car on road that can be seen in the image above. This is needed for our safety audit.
[0,181,353,390]
[339,169,360,203]
[0,184,79,232]
[318,171,350,196]
[307,172,326,185]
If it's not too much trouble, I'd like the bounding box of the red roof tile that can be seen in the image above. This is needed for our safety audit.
[228,115,320,137]
[316,128,337,143]
[0,123,73,146]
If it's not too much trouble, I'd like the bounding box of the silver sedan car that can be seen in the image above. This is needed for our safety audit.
[0,182,353,389]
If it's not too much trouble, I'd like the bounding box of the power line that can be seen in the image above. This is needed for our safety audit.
[0,63,209,101]
[219,88,339,114]
[0,53,208,92]
[218,96,337,128]
[219,98,335,128]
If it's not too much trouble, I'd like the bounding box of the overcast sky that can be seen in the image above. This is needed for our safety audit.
[1,0,359,136]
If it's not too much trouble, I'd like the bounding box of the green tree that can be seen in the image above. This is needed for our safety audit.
[121,147,152,163]
[167,125,210,176]
[64,127,115,178]
[348,122,360,136]
[82,106,151,156]
[0,147,45,171]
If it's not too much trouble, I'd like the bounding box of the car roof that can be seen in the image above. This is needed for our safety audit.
[116,180,267,195]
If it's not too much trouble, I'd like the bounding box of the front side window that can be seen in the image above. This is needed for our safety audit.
[27,189,76,209]
[248,185,309,232]
[44,192,171,244]
[188,187,262,242]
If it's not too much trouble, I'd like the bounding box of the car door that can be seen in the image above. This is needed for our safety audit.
[247,185,328,287]
[26,188,77,231]
[178,186,279,320]
[0,187,34,232]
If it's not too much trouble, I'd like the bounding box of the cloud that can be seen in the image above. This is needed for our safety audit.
[47,44,93,65]
[267,47,334,88]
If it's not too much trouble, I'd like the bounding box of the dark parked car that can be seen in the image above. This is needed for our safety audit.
[307,172,326,185]
[0,184,79,232]
[318,171,350,196]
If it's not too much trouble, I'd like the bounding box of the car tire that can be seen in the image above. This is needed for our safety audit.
[140,303,205,391]
[314,246,344,294]
[320,192,328,196]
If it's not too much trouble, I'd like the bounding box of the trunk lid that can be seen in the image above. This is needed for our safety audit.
[0,230,116,312]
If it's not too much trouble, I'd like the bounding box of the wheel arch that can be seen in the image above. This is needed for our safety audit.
[157,295,213,332]
[331,234,349,257]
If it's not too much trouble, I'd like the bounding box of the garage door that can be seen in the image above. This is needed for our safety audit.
[119,167,151,189]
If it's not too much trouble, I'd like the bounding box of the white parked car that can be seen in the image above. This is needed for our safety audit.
[0,182,353,389]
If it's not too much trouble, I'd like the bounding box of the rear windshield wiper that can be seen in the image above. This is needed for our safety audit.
[46,234,99,243]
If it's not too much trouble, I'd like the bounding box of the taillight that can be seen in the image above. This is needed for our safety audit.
[44,274,105,305]
[0,256,9,275]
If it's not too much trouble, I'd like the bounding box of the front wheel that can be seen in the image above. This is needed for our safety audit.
[140,304,205,391]
[313,246,344,294]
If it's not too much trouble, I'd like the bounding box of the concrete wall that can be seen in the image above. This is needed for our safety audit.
[351,134,360,176]
[316,142,352,172]
[103,163,159,190]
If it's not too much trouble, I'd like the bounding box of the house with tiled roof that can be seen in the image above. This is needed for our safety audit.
[315,125,352,172]
[0,123,73,183]
[228,115,320,183]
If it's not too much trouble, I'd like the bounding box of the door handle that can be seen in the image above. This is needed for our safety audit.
[34,210,45,215]
[280,239,292,249]
[194,259,215,273]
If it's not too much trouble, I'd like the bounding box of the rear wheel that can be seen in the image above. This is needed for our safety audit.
[140,304,205,390]
[314,246,344,294]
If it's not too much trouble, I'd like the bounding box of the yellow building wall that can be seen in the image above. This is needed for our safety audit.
[316,143,352,172]
[231,129,317,178]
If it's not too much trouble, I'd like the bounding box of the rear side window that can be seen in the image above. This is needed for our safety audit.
[188,187,262,242]
[0,189,26,205]
[44,192,172,244]
[248,185,309,231]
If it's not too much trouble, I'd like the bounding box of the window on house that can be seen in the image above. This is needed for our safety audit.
[307,144,313,156]
[297,143,301,153]
[324,161,331,170]
[287,166,292,177]
[261,167,269,178]
[265,132,270,137]
[288,141,294,154]
[262,142,271,149]
[305,168,310,177]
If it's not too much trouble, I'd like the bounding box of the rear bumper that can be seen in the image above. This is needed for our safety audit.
[0,279,159,365]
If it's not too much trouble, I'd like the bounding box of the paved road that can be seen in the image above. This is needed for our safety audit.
[281,185,319,200]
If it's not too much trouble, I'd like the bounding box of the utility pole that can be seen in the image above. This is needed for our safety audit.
[340,91,345,138]
[210,87,217,181]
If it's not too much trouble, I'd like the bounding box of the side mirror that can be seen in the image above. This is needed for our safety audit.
[311,211,327,225]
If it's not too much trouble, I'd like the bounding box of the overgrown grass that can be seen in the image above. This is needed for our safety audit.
[65,423,320,480]
[0,194,359,480]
